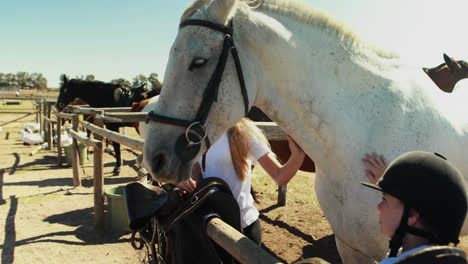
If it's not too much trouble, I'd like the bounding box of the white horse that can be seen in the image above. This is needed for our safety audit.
[142,0,468,263]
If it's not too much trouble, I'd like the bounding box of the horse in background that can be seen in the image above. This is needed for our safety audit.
[142,0,468,263]
[56,76,149,175]
[423,53,468,93]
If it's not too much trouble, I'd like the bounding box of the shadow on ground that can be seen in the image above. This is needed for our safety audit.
[0,204,130,264]
[260,204,341,264]
[43,207,131,244]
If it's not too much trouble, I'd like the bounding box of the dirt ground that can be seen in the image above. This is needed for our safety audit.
[1,109,467,264]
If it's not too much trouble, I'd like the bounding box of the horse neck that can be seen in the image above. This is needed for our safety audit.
[425,68,468,93]
[234,8,399,168]
[70,82,117,107]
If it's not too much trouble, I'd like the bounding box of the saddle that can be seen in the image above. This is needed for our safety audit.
[395,246,467,264]
[125,177,241,264]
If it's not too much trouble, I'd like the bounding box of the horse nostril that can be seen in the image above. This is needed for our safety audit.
[152,153,167,173]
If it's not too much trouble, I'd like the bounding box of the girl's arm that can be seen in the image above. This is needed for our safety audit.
[257,136,305,186]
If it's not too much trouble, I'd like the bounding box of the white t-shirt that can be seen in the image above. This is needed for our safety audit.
[198,131,270,228]
[379,245,434,264]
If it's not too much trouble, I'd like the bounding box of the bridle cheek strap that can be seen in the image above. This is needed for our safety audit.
[145,19,250,163]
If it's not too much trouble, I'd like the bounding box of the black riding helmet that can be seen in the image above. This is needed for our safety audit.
[362,151,468,256]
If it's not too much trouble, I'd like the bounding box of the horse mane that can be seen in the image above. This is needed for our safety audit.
[459,60,468,69]
[182,0,398,59]
[426,60,468,74]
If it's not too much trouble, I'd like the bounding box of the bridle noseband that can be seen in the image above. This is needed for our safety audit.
[145,19,250,162]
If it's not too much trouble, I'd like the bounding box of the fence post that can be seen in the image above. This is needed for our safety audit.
[93,112,105,228]
[38,100,43,135]
[94,141,104,229]
[46,103,53,150]
[94,111,105,141]
[57,116,63,166]
[34,100,39,123]
[278,185,287,206]
[42,100,47,138]
[71,115,81,186]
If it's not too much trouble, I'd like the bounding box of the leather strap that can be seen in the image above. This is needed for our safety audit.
[146,18,250,161]
[163,185,220,233]
[146,111,193,127]
[194,35,234,124]
[180,19,233,35]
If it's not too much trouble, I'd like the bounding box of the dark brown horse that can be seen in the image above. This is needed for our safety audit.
[56,76,149,174]
[423,53,468,93]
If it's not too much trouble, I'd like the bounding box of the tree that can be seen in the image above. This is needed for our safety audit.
[5,73,17,87]
[85,75,95,81]
[111,78,131,87]
[148,73,162,91]
[16,72,30,89]
[31,73,47,89]
[132,74,147,87]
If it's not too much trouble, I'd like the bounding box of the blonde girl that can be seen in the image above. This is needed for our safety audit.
[179,118,305,244]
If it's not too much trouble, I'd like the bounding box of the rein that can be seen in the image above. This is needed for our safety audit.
[145,19,250,162]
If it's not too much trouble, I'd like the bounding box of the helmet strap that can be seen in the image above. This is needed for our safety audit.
[389,206,444,257]
[405,225,439,244]
[388,206,410,257]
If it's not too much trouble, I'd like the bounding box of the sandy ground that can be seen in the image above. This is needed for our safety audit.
[1,110,467,264]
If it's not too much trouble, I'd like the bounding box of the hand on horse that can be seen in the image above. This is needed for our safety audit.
[362,152,388,184]
[287,135,306,159]
[176,178,197,194]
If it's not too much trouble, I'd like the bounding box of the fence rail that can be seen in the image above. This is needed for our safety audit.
[207,217,283,264]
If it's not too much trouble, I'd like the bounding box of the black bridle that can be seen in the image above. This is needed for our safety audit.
[145,19,250,162]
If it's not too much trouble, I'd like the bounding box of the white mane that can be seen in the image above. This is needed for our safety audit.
[183,0,398,59]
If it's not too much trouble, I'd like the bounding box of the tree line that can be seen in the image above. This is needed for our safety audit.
[0,71,163,91]
[0,72,48,90]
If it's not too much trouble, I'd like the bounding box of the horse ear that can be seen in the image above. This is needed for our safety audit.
[205,0,237,25]
[61,75,69,84]
[444,53,462,71]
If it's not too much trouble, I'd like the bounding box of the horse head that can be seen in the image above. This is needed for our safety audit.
[423,53,468,93]
[56,75,77,111]
[143,0,257,183]
[129,83,151,102]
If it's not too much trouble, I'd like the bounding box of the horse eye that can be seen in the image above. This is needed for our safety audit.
[189,58,207,71]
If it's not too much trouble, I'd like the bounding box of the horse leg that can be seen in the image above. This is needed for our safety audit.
[106,124,122,175]
[112,141,122,175]
[335,236,376,264]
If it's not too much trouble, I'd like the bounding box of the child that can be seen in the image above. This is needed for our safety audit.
[362,151,468,263]
[178,117,305,244]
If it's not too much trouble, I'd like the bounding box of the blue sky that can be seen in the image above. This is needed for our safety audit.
[1,0,467,88]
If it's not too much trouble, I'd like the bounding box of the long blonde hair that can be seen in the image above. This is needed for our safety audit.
[227,118,270,181]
